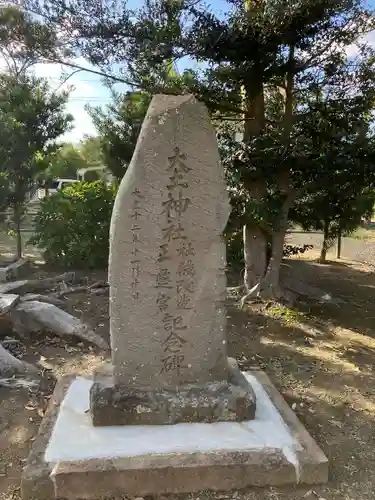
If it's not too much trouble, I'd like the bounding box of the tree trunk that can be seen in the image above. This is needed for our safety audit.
[13,206,22,260]
[256,192,294,300]
[241,192,295,306]
[337,228,342,259]
[258,227,285,300]
[320,218,329,263]
[243,224,267,290]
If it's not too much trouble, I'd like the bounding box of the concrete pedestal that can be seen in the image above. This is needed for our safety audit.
[21,371,328,500]
[90,358,256,425]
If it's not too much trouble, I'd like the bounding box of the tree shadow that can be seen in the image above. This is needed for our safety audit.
[283,259,375,338]
[226,300,375,496]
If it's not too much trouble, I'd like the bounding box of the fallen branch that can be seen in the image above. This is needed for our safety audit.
[55,286,89,298]
[53,280,109,298]
[89,280,108,289]
[90,287,109,296]
[0,293,20,313]
[0,342,38,378]
[12,301,109,350]
[0,377,39,389]
[21,294,65,307]
[1,338,22,345]
[0,272,75,296]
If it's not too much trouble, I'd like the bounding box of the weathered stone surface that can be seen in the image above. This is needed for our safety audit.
[0,293,20,313]
[21,372,328,500]
[109,94,230,390]
[52,449,296,499]
[21,376,74,500]
[254,371,329,484]
[90,366,256,426]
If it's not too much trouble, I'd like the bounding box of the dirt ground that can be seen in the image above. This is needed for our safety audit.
[1,254,375,500]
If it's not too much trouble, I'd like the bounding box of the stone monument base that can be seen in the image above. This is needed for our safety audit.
[21,371,328,500]
[90,359,256,425]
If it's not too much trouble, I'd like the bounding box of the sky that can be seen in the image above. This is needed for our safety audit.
[29,0,375,144]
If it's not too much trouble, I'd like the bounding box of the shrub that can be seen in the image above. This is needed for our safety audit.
[31,181,116,268]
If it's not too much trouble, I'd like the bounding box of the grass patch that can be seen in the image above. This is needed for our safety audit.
[265,304,305,325]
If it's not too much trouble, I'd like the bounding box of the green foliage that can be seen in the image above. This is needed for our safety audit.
[78,136,104,168]
[87,91,151,181]
[31,181,116,268]
[42,138,108,185]
[0,5,62,72]
[0,73,72,198]
[0,72,72,256]
[43,143,88,180]
[13,0,375,287]
[292,186,375,240]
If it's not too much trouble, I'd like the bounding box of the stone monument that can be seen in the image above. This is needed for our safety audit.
[90,93,256,425]
[21,94,328,500]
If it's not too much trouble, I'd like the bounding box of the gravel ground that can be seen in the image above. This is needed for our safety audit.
[287,231,375,266]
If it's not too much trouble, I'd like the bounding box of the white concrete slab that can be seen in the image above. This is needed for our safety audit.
[45,373,302,473]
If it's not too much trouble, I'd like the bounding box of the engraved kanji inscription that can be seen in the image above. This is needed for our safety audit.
[162,313,188,332]
[132,188,145,211]
[167,147,191,174]
[131,210,142,220]
[162,223,186,242]
[162,191,191,220]
[157,243,170,262]
[177,292,192,310]
[177,259,196,277]
[156,292,171,312]
[162,331,187,353]
[156,268,173,288]
[131,278,140,289]
[177,241,196,257]
[131,264,140,278]
[132,232,140,244]
[167,171,188,190]
[132,188,145,198]
[177,278,195,294]
[161,353,186,374]
[130,189,143,300]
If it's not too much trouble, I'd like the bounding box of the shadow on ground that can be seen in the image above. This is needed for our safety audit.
[1,258,375,499]
[284,258,375,337]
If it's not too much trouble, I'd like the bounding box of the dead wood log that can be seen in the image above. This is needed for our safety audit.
[89,281,109,289]
[0,342,38,377]
[0,377,39,389]
[0,293,20,313]
[55,282,109,298]
[12,301,109,350]
[55,285,89,298]
[21,294,65,307]
[90,288,109,296]
[0,272,75,296]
